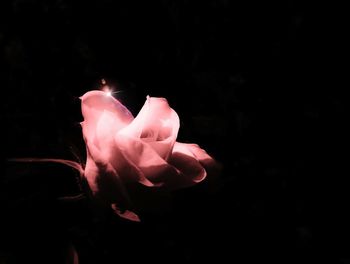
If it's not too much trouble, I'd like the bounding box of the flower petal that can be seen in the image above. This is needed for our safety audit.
[119,96,179,160]
[183,143,220,173]
[115,134,180,186]
[107,138,155,187]
[80,90,133,148]
[66,244,79,264]
[95,110,121,158]
[168,142,207,185]
[84,141,132,210]
[111,204,141,222]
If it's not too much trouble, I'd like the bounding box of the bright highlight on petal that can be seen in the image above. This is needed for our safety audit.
[102,85,113,97]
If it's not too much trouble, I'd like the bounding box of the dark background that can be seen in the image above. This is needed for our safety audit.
[0,0,348,263]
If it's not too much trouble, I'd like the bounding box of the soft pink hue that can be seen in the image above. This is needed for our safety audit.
[80,90,217,221]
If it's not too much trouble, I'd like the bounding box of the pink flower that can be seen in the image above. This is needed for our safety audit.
[80,90,218,221]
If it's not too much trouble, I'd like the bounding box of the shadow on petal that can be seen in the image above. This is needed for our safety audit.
[168,143,208,187]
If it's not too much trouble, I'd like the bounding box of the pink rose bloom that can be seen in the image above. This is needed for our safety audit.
[80,90,217,221]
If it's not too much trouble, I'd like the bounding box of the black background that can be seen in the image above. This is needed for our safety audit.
[0,1,348,263]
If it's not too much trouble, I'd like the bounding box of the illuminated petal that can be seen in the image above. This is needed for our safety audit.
[108,139,155,187]
[95,110,121,159]
[80,90,133,148]
[115,134,180,186]
[119,96,179,160]
[172,142,221,187]
[184,143,219,172]
[168,142,207,185]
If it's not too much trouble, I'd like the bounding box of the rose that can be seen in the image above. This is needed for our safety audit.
[80,90,218,221]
